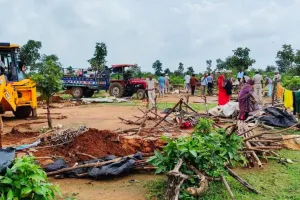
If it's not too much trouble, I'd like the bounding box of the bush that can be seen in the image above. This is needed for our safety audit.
[0,156,61,200]
[282,75,300,90]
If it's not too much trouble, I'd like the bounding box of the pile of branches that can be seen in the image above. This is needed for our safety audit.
[40,126,88,146]
[117,97,203,136]
[148,119,259,200]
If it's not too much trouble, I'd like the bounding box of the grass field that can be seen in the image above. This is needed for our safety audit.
[146,149,300,200]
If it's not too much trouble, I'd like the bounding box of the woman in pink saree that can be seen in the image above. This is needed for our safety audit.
[218,74,230,105]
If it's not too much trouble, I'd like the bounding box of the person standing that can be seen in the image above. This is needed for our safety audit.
[190,74,198,96]
[253,71,263,104]
[158,74,165,98]
[164,74,169,94]
[237,70,244,82]
[218,73,230,105]
[206,73,214,95]
[146,75,156,109]
[184,73,191,93]
[200,74,208,95]
[273,71,281,83]
[265,76,273,97]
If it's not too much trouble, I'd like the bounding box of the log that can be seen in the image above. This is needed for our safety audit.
[221,176,235,200]
[226,167,260,194]
[47,154,136,176]
[76,152,97,160]
[137,111,149,135]
[182,101,199,115]
[118,117,144,126]
[166,159,189,200]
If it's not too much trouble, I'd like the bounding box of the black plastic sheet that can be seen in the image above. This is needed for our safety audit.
[0,148,15,175]
[259,107,297,128]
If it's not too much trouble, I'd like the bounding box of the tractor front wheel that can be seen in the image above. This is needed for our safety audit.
[13,106,32,119]
[109,83,125,98]
[136,89,145,100]
[72,87,84,98]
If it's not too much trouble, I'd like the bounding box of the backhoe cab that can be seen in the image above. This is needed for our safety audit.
[0,43,37,118]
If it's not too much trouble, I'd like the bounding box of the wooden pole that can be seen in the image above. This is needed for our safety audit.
[221,176,235,200]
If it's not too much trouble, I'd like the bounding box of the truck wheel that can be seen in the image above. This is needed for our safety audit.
[136,89,145,100]
[83,90,94,98]
[109,83,125,98]
[72,87,84,98]
[13,106,32,119]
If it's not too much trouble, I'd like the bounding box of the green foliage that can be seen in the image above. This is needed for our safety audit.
[174,62,184,76]
[216,58,226,71]
[265,65,277,73]
[145,180,167,200]
[206,60,212,73]
[164,68,171,75]
[88,42,107,71]
[276,44,294,73]
[169,75,184,85]
[186,66,194,75]
[148,119,245,199]
[20,40,42,72]
[152,60,163,76]
[225,47,256,71]
[0,156,61,200]
[282,75,300,90]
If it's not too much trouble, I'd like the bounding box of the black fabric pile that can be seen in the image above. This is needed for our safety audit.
[0,148,15,175]
[259,107,297,128]
[44,152,143,179]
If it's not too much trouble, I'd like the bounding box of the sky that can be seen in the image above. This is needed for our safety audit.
[1,0,300,73]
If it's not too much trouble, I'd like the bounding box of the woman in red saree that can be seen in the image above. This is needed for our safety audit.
[218,74,230,105]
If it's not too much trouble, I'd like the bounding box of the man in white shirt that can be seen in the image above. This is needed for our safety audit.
[273,71,281,83]
[164,74,169,94]
[237,70,244,82]
[253,71,263,104]
[184,73,191,93]
[146,74,156,109]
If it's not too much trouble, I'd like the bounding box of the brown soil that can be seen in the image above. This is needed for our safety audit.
[2,131,39,146]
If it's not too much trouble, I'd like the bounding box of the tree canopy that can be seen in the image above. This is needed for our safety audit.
[88,42,107,71]
[20,40,42,72]
[225,47,256,71]
[152,60,163,76]
[206,60,212,73]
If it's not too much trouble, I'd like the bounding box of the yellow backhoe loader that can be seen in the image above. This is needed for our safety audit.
[0,43,37,118]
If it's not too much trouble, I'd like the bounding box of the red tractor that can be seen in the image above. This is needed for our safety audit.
[109,64,147,99]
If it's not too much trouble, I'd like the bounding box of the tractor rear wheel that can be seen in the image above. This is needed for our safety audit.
[109,83,125,98]
[136,89,145,100]
[83,90,94,98]
[72,87,84,98]
[13,106,32,119]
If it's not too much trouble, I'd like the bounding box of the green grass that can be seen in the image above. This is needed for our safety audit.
[145,149,300,200]
[156,102,217,112]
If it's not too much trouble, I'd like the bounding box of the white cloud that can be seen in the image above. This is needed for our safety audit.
[0,0,300,72]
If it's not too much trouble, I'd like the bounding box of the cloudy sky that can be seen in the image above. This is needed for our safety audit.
[1,0,300,72]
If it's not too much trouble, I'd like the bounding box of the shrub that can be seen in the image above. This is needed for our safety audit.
[0,156,61,200]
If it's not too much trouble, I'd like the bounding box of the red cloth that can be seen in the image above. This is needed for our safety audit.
[190,77,198,86]
[218,75,230,105]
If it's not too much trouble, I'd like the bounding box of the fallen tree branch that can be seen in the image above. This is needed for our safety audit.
[221,176,235,200]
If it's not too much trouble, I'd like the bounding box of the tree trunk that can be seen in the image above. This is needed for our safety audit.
[166,159,189,200]
[46,98,52,129]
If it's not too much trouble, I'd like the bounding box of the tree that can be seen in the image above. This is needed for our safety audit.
[164,68,171,75]
[20,40,42,72]
[276,44,295,73]
[32,55,63,129]
[225,47,256,70]
[265,65,277,73]
[174,62,184,76]
[152,60,163,76]
[88,42,107,71]
[216,59,226,71]
[206,60,212,73]
[128,64,143,78]
[186,66,194,75]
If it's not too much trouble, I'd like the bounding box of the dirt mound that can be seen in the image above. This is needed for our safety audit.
[2,131,40,146]
[34,129,166,165]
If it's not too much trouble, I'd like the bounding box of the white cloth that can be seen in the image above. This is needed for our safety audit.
[184,75,191,84]
[146,79,155,90]
[0,61,5,68]
[237,72,244,79]
[273,74,281,82]
[253,74,263,84]
[164,76,169,85]
[148,90,156,107]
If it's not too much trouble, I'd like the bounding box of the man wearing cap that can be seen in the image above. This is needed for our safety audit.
[253,71,263,104]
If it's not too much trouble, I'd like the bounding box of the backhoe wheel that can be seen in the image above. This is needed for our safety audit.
[83,90,94,98]
[72,87,84,98]
[136,89,145,100]
[13,106,32,119]
[109,83,125,98]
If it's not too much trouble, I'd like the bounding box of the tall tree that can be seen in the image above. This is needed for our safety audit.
[152,60,163,76]
[164,68,171,75]
[174,62,184,76]
[225,47,256,70]
[206,60,212,73]
[20,40,42,72]
[32,55,62,129]
[276,44,295,73]
[186,66,194,75]
[216,59,226,71]
[88,42,107,71]
[265,65,277,73]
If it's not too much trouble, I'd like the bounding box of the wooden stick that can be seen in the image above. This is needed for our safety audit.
[221,176,235,200]
[151,99,182,130]
[47,154,137,176]
[182,101,199,115]
[137,111,149,135]
[76,152,97,160]
[118,117,143,125]
[251,151,263,168]
[226,167,259,194]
